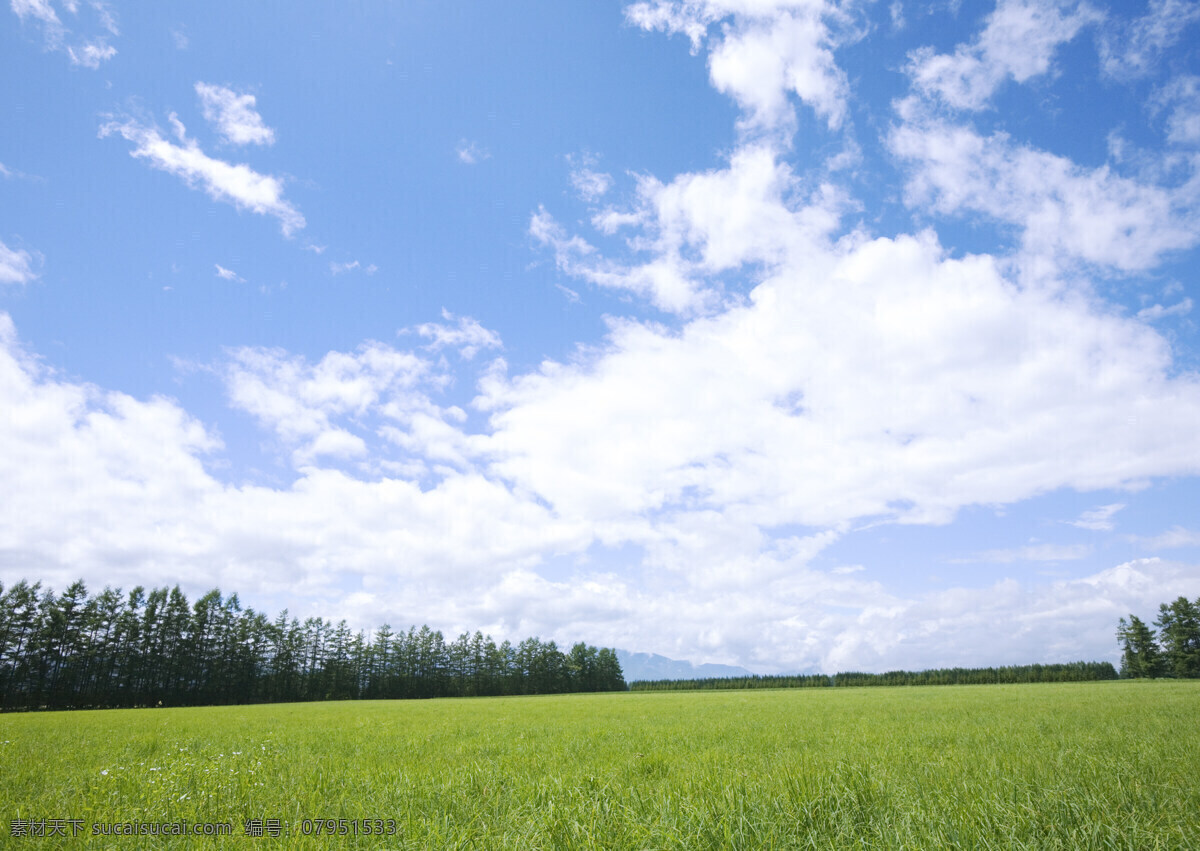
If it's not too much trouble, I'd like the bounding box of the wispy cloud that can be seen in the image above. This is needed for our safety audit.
[1068,503,1125,531]
[413,308,502,360]
[196,83,276,146]
[1100,0,1200,79]
[567,153,613,202]
[11,0,64,41]
[456,140,490,165]
[330,260,377,276]
[1156,75,1200,146]
[907,0,1100,110]
[949,543,1092,564]
[1138,298,1193,321]
[1136,526,1200,550]
[890,103,1200,271]
[0,240,39,285]
[214,264,244,282]
[10,0,118,68]
[67,37,115,68]
[99,114,305,236]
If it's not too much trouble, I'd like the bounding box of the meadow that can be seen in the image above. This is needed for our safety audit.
[2,681,1198,849]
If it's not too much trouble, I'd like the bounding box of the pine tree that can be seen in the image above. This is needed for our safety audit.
[1155,597,1200,679]
[1117,615,1162,678]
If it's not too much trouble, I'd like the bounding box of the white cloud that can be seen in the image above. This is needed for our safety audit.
[625,1,852,135]
[0,311,590,611]
[66,37,114,68]
[10,0,117,67]
[890,106,1200,271]
[492,218,1200,533]
[6,0,1200,676]
[99,114,305,236]
[531,206,706,314]
[950,543,1091,564]
[455,140,490,165]
[1068,502,1125,531]
[533,145,846,313]
[2,301,1200,670]
[569,167,613,202]
[1138,298,1192,321]
[214,264,244,283]
[0,240,38,285]
[414,309,503,360]
[1137,526,1200,550]
[1099,0,1200,79]
[818,558,1199,673]
[906,0,1100,110]
[195,83,276,147]
[1156,75,1200,146]
[330,260,378,275]
[221,341,435,467]
[11,0,63,38]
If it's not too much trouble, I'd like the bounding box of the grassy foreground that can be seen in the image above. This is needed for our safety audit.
[1,681,1198,849]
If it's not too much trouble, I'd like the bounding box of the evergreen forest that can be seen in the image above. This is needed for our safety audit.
[628,662,1118,692]
[0,579,626,711]
[1117,596,1200,679]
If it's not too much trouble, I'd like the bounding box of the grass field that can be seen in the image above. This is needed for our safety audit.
[2,681,1198,849]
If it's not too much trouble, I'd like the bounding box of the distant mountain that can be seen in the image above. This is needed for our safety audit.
[615,649,754,683]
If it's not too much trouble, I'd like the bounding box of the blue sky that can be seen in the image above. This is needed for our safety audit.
[2,0,1199,673]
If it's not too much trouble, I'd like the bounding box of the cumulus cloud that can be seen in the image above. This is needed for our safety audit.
[533,145,845,313]
[907,0,1100,110]
[5,1,1200,674]
[817,558,1199,673]
[501,171,1200,538]
[195,83,276,146]
[626,0,852,134]
[221,341,433,467]
[0,240,38,285]
[99,114,305,236]
[0,311,590,609]
[2,293,1200,670]
[890,105,1200,270]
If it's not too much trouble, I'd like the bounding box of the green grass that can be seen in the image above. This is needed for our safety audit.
[2,681,1198,848]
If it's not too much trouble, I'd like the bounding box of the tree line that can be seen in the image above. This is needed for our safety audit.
[629,662,1118,692]
[1117,596,1200,679]
[0,579,626,711]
